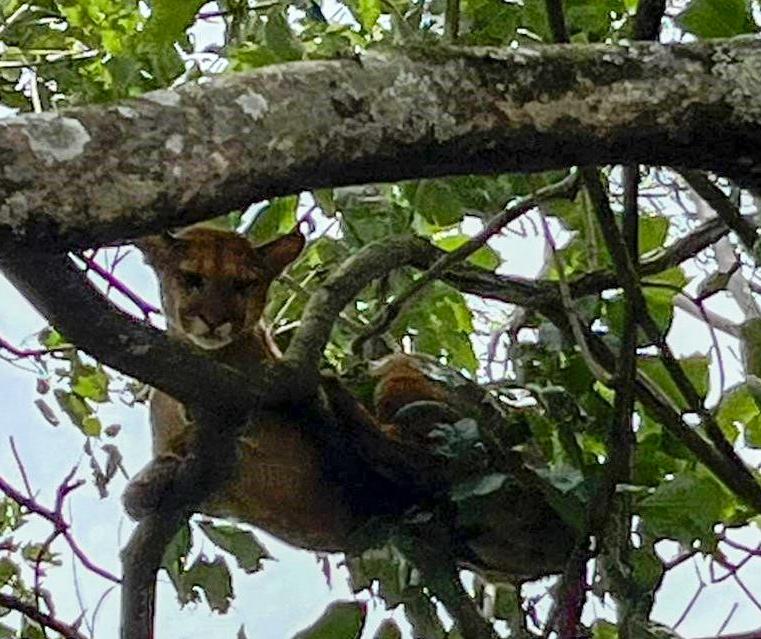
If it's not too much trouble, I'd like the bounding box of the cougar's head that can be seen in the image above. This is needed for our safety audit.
[140,228,304,350]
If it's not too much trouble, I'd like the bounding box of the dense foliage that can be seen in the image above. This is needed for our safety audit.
[1,1,761,638]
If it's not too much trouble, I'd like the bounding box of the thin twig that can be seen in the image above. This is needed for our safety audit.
[0,592,88,639]
[539,213,613,385]
[0,472,120,584]
[0,336,73,360]
[444,0,460,42]
[681,171,758,254]
[583,167,761,508]
[10,437,34,498]
[354,172,578,352]
[77,252,160,319]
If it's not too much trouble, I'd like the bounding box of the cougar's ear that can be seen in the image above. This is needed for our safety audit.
[257,231,306,278]
[134,231,180,266]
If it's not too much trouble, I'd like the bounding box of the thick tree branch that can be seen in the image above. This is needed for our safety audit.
[570,216,729,297]
[283,235,426,384]
[120,512,187,639]
[396,527,499,639]
[121,407,246,639]
[0,251,294,412]
[600,165,639,639]
[1,40,761,250]
[421,215,729,317]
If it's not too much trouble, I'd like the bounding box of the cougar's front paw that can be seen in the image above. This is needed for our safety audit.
[122,454,185,520]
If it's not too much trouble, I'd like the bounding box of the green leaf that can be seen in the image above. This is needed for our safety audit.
[72,363,109,403]
[38,328,68,349]
[638,215,669,255]
[414,180,464,227]
[638,355,709,411]
[445,174,521,215]
[179,554,234,613]
[338,185,412,244]
[161,525,234,612]
[0,498,24,533]
[313,189,337,217]
[434,234,501,271]
[264,10,304,61]
[429,418,481,459]
[629,544,664,593]
[534,463,585,494]
[54,389,101,436]
[372,619,402,639]
[592,621,618,639]
[291,601,366,639]
[461,0,520,44]
[716,383,758,445]
[143,0,205,46]
[230,43,281,70]
[740,318,761,377]
[21,542,59,566]
[395,284,478,374]
[198,520,271,574]
[248,196,299,245]
[358,0,381,30]
[82,415,103,437]
[634,426,686,486]
[19,618,45,639]
[677,0,757,37]
[161,523,192,592]
[0,557,19,588]
[638,471,736,546]
[451,473,508,501]
[605,268,685,345]
[564,0,625,41]
[492,583,520,621]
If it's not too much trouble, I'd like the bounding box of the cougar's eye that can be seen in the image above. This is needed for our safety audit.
[181,272,204,291]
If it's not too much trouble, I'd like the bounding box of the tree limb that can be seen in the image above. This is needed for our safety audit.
[0,251,283,412]
[282,235,427,385]
[1,40,761,250]
[544,0,569,43]
[353,171,578,351]
[680,171,759,254]
[633,0,666,41]
[582,168,761,512]
[0,592,88,639]
[569,216,729,297]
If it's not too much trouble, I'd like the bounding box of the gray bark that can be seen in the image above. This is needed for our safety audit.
[0,38,759,250]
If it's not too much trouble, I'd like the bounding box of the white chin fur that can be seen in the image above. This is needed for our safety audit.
[187,334,233,350]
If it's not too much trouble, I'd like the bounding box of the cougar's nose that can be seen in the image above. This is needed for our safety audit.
[197,308,230,332]
[215,322,233,339]
[187,315,210,336]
